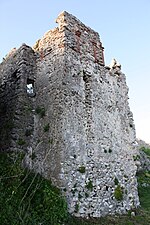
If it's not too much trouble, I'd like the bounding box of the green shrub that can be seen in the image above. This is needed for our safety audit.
[114,177,119,185]
[78,166,86,173]
[35,106,45,118]
[85,180,93,191]
[43,123,50,132]
[114,185,123,201]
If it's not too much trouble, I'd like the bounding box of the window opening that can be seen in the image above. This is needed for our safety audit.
[27,79,35,97]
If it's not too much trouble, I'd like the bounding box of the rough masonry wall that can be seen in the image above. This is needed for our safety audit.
[0,45,36,152]
[53,12,139,217]
[0,11,140,218]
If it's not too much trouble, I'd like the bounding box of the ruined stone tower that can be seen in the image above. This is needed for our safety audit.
[0,11,140,217]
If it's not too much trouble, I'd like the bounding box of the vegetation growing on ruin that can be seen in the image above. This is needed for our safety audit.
[140,147,150,157]
[35,106,46,118]
[137,170,150,209]
[17,138,26,146]
[78,166,86,173]
[85,180,93,191]
[0,152,68,225]
[0,151,149,225]
[114,177,119,185]
[43,123,50,132]
[114,185,123,201]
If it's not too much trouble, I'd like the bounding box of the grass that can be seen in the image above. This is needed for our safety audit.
[0,152,68,225]
[0,151,149,225]
[137,170,150,209]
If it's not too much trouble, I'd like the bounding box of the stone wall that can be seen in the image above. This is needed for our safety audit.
[136,139,150,171]
[0,11,140,217]
[0,44,36,152]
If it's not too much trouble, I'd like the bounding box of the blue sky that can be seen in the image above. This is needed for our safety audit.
[0,0,150,143]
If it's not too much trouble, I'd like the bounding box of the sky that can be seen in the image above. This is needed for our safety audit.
[0,0,150,143]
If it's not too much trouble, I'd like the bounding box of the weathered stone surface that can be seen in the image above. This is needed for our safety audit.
[0,11,140,217]
[136,139,150,171]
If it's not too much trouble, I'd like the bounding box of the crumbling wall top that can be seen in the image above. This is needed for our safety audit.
[55,11,105,65]
[56,11,100,38]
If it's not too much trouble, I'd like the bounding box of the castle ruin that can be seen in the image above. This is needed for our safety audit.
[0,11,140,217]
